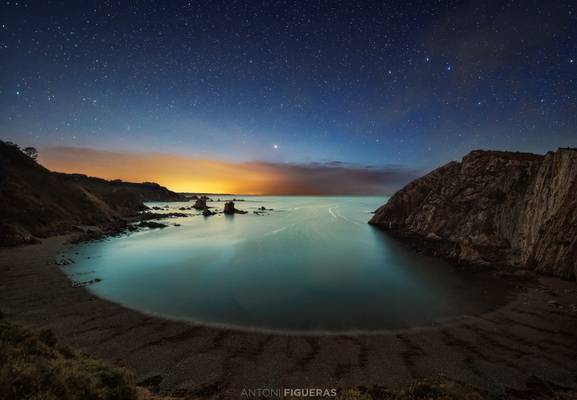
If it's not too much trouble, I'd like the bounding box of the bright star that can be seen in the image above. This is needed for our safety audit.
[273,144,279,150]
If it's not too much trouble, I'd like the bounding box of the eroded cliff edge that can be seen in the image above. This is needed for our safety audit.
[369,148,577,280]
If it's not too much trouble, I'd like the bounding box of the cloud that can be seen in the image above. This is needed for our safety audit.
[39,146,419,195]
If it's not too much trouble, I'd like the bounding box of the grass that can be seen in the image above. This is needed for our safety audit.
[0,319,137,400]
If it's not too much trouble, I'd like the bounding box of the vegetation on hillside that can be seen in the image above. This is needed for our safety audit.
[0,317,137,400]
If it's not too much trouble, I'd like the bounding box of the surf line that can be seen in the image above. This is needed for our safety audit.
[328,206,362,225]
[265,224,294,236]
[328,206,338,218]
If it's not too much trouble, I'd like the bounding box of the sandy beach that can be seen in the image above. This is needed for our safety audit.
[1,236,577,399]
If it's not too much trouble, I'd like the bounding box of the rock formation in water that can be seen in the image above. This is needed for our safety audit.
[369,148,577,280]
[192,198,207,210]
[0,141,185,247]
[202,207,216,217]
[137,221,168,229]
[223,201,247,215]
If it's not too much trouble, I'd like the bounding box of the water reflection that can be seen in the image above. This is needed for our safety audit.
[63,196,510,333]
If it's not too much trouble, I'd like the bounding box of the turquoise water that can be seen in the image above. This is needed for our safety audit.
[63,196,509,333]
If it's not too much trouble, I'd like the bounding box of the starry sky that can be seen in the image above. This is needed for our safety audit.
[1,0,576,193]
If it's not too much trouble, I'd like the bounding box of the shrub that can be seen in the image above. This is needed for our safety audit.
[0,320,137,400]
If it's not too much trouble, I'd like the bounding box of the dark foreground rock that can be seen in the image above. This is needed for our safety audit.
[370,148,577,280]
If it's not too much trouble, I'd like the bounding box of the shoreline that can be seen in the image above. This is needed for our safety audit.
[1,235,577,398]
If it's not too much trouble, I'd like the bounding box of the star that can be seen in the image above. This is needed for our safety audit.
[1,0,575,176]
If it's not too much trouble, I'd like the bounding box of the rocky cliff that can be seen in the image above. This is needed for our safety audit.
[369,148,577,280]
[0,141,185,247]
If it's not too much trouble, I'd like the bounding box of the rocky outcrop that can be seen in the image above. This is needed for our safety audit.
[137,221,168,229]
[193,198,207,210]
[223,201,247,215]
[202,207,216,217]
[0,141,183,247]
[369,148,577,280]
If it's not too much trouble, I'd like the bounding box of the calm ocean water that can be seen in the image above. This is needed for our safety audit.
[63,196,510,333]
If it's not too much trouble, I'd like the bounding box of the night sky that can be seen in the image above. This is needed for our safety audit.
[1,1,576,193]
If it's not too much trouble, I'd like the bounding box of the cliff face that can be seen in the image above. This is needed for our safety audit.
[369,148,577,280]
[0,141,184,247]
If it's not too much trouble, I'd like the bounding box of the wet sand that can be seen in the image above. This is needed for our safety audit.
[1,235,577,398]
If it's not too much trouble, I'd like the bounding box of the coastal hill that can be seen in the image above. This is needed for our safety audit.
[0,141,184,247]
[370,148,577,280]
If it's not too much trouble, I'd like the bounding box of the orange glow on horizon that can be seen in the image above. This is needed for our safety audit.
[40,147,280,194]
[39,146,408,195]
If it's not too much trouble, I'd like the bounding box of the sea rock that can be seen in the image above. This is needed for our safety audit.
[137,221,168,229]
[223,201,247,215]
[193,198,207,210]
[369,148,577,280]
[223,201,235,214]
[140,212,188,220]
[202,207,216,217]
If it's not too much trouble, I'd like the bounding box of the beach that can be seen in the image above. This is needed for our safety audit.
[1,235,577,398]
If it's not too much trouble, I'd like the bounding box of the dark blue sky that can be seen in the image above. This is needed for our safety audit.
[1,0,576,170]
